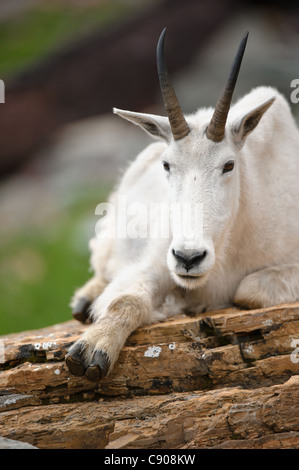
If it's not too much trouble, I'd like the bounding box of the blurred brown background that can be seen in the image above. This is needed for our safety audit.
[1,0,299,333]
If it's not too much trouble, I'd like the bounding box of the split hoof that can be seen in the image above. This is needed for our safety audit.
[65,344,110,382]
[72,297,91,323]
[85,350,110,382]
[65,342,86,377]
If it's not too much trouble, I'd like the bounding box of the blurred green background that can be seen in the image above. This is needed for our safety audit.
[0,1,133,80]
[0,0,138,333]
[1,0,299,334]
[0,183,110,333]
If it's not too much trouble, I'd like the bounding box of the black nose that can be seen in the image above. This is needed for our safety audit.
[172,249,207,271]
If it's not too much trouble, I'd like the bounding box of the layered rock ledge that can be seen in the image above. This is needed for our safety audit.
[0,303,298,449]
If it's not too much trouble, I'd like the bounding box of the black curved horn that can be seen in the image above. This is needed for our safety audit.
[157,28,190,141]
[206,31,249,142]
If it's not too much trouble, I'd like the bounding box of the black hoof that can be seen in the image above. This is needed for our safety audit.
[72,297,91,323]
[65,342,86,377]
[85,350,110,382]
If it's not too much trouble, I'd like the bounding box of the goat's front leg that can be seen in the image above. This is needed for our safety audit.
[70,235,115,323]
[66,262,174,381]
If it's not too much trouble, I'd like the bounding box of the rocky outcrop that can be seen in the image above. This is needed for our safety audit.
[0,303,298,449]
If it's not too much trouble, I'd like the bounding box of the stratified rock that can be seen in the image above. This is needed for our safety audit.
[0,303,298,449]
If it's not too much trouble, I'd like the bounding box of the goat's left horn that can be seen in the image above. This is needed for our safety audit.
[206,31,249,142]
[157,28,190,141]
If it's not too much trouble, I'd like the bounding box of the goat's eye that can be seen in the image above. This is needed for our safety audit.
[163,161,170,172]
[222,160,235,174]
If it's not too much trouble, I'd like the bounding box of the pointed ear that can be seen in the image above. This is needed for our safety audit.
[113,108,171,142]
[231,96,275,148]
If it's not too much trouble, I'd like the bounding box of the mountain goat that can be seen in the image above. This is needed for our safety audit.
[66,30,299,381]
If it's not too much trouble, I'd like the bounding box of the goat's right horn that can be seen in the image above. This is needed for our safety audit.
[157,28,190,141]
[206,31,249,142]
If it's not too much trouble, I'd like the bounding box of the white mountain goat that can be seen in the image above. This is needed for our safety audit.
[66,30,299,381]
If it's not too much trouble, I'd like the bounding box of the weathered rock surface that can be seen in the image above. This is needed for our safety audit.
[0,303,298,449]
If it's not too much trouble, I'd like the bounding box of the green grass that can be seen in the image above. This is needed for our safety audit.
[0,1,133,79]
[0,1,139,334]
[0,184,111,335]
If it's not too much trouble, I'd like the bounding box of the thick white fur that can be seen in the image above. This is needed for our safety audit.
[71,86,299,373]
